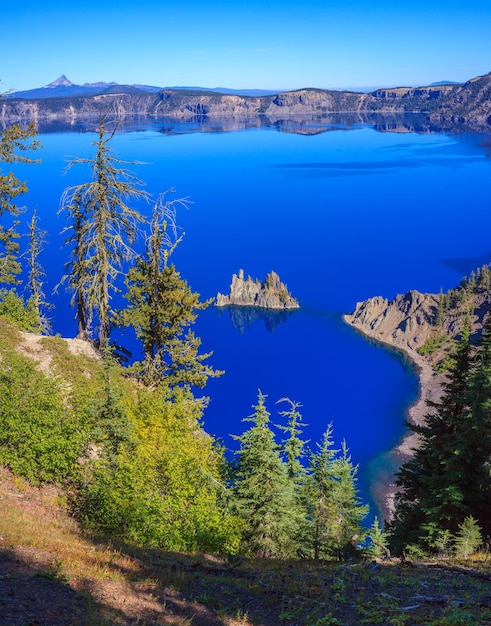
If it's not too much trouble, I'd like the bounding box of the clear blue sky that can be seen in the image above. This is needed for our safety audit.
[2,0,491,92]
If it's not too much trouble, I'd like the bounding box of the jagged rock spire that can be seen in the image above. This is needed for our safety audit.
[216,270,299,309]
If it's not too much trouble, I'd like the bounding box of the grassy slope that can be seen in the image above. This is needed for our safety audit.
[1,323,490,625]
[1,466,490,626]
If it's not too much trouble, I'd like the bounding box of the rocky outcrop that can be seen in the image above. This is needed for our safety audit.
[216,269,299,309]
[345,283,491,356]
[424,73,491,130]
[344,290,439,353]
[344,279,491,519]
[344,290,443,521]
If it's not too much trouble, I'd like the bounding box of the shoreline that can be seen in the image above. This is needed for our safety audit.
[342,314,444,522]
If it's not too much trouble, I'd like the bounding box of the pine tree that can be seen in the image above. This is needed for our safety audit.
[329,441,368,558]
[391,319,473,549]
[276,397,308,481]
[57,188,91,338]
[306,427,368,559]
[391,312,491,552]
[24,208,50,333]
[454,515,482,558]
[275,398,311,554]
[480,265,490,290]
[0,120,40,285]
[232,392,297,557]
[420,318,473,526]
[366,516,390,559]
[456,314,491,535]
[59,117,148,348]
[305,424,338,559]
[435,287,444,327]
[118,195,222,388]
[88,351,135,461]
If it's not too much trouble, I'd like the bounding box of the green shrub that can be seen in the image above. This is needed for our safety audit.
[0,350,84,483]
[454,516,482,558]
[416,335,446,356]
[0,289,39,331]
[75,388,243,553]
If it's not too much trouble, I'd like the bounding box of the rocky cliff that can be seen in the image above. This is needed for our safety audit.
[345,278,491,358]
[216,269,299,309]
[344,290,439,353]
[345,273,491,520]
[344,270,491,456]
[2,70,491,132]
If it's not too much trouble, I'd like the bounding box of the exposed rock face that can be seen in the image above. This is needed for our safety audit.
[1,70,491,132]
[344,281,491,453]
[344,290,439,352]
[345,285,491,354]
[345,277,491,521]
[216,269,299,309]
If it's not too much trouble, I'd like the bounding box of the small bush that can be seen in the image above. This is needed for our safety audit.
[454,516,482,558]
[416,335,446,356]
[0,350,84,483]
[0,289,39,331]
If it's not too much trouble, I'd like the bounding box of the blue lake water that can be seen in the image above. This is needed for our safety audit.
[11,118,491,516]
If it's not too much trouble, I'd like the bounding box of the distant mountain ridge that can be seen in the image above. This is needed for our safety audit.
[7,75,165,100]
[7,76,279,100]
[2,71,491,133]
[429,80,461,87]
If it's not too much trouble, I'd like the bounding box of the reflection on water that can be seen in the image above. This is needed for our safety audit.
[9,117,491,521]
[442,252,491,276]
[28,111,490,136]
[216,305,298,333]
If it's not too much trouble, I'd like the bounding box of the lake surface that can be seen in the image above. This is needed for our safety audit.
[11,117,491,516]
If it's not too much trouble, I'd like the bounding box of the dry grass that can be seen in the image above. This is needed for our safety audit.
[0,471,135,582]
[1,466,491,625]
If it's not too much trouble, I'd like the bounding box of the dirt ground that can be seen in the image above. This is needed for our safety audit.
[1,468,491,626]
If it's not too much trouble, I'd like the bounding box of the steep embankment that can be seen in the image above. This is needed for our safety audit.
[344,290,444,446]
[345,281,491,430]
[344,274,491,517]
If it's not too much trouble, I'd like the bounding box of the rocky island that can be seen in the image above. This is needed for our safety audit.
[216,269,299,310]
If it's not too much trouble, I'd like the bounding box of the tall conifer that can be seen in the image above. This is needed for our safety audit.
[276,397,308,481]
[458,314,491,535]
[391,320,473,548]
[118,195,222,388]
[0,121,40,285]
[59,118,148,348]
[25,208,50,333]
[306,425,339,559]
[306,427,367,559]
[232,392,297,557]
[391,313,491,551]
